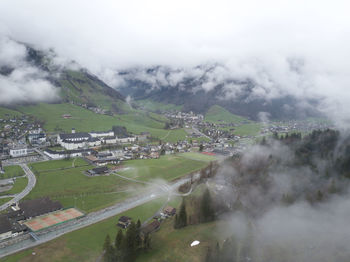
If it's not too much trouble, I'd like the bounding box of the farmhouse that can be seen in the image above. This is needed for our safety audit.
[140,220,161,237]
[62,114,72,119]
[163,206,176,216]
[117,216,131,228]
[87,166,109,176]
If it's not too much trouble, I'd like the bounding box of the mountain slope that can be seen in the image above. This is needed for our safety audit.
[204,105,246,124]
[116,65,322,120]
[24,45,127,112]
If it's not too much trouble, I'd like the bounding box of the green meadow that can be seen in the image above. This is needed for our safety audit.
[26,159,142,213]
[119,154,210,182]
[2,197,169,262]
[0,177,28,196]
[14,103,186,142]
[1,165,25,179]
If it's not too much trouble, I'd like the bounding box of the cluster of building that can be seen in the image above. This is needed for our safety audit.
[261,120,334,134]
[165,111,204,123]
[0,198,63,241]
[0,114,47,160]
[0,115,36,142]
[57,128,136,150]
[116,206,176,238]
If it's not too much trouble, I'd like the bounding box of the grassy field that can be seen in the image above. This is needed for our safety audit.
[204,105,262,136]
[136,219,229,262]
[23,155,206,212]
[15,103,186,142]
[29,158,88,173]
[0,177,28,196]
[179,152,217,162]
[233,122,262,136]
[26,159,142,213]
[1,165,25,179]
[137,99,183,112]
[0,106,23,118]
[0,197,13,206]
[119,154,210,182]
[2,197,168,262]
[205,105,246,124]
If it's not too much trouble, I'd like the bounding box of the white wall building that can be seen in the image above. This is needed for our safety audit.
[9,146,28,157]
[89,130,114,138]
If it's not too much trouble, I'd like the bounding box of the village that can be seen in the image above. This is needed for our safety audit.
[0,108,334,249]
[0,108,333,166]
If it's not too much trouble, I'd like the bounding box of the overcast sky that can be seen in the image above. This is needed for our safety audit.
[0,0,350,125]
[0,0,348,69]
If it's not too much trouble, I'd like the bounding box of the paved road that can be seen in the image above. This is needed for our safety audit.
[0,164,37,211]
[0,175,192,259]
[33,148,49,160]
[192,126,212,140]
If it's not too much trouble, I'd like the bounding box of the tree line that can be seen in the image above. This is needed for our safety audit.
[174,187,216,230]
[103,219,151,262]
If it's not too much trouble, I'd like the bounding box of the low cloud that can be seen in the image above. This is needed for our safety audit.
[0,37,58,105]
[214,137,350,262]
[0,0,349,126]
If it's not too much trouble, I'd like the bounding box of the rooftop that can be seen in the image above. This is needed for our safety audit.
[19,197,63,219]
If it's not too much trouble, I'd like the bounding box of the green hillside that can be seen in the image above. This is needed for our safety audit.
[136,99,182,112]
[58,70,128,112]
[205,105,247,124]
[0,107,23,118]
[25,45,128,113]
[14,103,186,142]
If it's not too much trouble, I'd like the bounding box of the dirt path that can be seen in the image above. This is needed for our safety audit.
[160,130,171,140]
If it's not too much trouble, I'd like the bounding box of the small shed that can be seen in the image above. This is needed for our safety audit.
[87,166,109,176]
[163,206,176,217]
[140,220,160,238]
[117,216,131,229]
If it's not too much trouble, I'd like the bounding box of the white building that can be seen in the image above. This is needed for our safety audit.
[9,145,28,157]
[89,130,114,138]
[103,136,118,144]
[116,135,136,143]
[44,149,94,159]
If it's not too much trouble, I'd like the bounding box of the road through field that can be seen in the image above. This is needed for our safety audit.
[0,164,36,211]
[0,175,192,259]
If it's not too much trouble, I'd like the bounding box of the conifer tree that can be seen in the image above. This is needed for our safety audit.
[103,234,114,262]
[178,198,187,228]
[204,246,213,262]
[124,221,137,262]
[143,233,151,251]
[135,219,142,249]
[114,229,124,261]
[173,214,179,229]
[200,188,215,223]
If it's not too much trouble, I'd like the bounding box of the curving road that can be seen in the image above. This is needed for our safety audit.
[0,164,36,211]
[0,174,193,259]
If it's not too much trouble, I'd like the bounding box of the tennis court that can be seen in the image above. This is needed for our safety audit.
[24,208,84,232]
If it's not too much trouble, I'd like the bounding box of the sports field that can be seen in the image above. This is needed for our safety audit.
[24,208,84,232]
